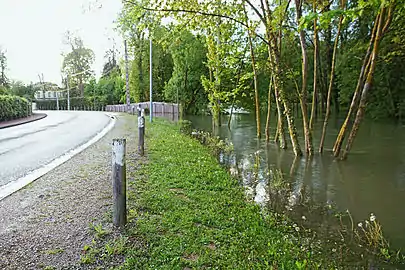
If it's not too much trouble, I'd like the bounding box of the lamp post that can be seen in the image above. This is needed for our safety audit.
[149,33,153,122]
[66,69,91,111]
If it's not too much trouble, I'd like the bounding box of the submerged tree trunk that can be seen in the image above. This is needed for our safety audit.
[341,6,392,160]
[271,48,302,157]
[274,80,286,148]
[248,32,261,139]
[295,0,313,155]
[309,0,318,133]
[265,76,273,142]
[333,13,380,157]
[319,1,345,153]
[244,5,261,138]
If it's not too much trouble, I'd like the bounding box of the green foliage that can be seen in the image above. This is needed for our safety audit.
[9,81,36,101]
[165,30,208,115]
[0,48,9,88]
[178,119,192,135]
[84,72,125,106]
[35,97,105,111]
[0,95,31,121]
[89,223,109,239]
[62,32,95,97]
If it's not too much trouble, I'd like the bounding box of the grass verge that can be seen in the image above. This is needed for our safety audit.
[118,118,355,269]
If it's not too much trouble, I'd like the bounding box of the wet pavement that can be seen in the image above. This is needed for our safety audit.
[0,111,111,188]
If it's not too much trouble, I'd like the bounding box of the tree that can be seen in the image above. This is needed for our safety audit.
[0,48,9,88]
[165,30,208,114]
[62,32,95,97]
[10,81,36,101]
[102,44,121,79]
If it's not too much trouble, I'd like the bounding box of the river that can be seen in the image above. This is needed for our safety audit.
[187,113,405,250]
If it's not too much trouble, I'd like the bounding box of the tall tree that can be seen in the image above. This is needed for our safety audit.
[0,48,9,89]
[62,32,95,97]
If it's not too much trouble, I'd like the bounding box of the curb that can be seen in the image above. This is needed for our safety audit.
[0,113,48,129]
[0,113,117,201]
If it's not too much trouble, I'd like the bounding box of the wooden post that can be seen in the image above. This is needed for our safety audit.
[138,107,145,156]
[112,139,127,227]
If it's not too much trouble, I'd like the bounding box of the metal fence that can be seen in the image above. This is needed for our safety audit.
[105,102,180,121]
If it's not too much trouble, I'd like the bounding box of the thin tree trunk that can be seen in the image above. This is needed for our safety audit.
[228,98,235,129]
[341,7,390,160]
[319,1,345,153]
[332,13,380,157]
[309,0,318,134]
[295,0,313,155]
[274,79,286,148]
[271,48,302,157]
[244,5,261,138]
[265,76,274,142]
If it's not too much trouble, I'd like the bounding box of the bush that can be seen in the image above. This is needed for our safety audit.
[178,120,192,135]
[0,95,32,121]
[35,97,108,111]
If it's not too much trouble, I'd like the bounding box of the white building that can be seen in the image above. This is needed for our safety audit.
[35,90,64,100]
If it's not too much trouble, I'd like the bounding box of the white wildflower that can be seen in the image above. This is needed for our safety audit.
[358,222,363,228]
[370,213,376,222]
[295,226,300,232]
[302,216,306,221]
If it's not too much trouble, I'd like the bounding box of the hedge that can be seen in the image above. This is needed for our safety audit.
[0,95,32,122]
[35,97,108,111]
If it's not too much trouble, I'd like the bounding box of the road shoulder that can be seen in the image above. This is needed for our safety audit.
[0,114,140,269]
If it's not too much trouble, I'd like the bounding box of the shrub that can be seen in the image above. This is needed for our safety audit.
[0,95,32,121]
[35,97,108,111]
[178,119,192,135]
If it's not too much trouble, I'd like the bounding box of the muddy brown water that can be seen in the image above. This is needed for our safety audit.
[187,113,405,250]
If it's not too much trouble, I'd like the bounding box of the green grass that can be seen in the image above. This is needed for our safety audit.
[116,118,350,269]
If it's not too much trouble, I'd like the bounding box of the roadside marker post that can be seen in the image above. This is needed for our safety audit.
[112,139,127,227]
[138,106,145,156]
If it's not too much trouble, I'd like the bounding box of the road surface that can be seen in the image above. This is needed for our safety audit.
[0,111,111,188]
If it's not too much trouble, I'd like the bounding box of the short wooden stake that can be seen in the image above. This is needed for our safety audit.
[138,108,145,156]
[112,139,127,227]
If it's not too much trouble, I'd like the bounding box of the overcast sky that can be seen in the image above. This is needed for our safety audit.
[0,0,123,86]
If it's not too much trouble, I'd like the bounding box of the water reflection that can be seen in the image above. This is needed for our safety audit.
[187,113,405,249]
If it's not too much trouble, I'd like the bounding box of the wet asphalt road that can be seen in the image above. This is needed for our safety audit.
[0,111,111,187]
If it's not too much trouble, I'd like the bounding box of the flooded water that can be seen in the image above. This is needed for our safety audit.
[187,113,405,250]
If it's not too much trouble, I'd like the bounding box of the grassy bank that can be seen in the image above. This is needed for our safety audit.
[116,118,352,269]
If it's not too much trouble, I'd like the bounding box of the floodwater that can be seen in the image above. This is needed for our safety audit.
[187,113,405,250]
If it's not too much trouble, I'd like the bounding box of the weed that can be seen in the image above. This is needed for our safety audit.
[80,244,99,264]
[89,223,109,238]
[104,236,127,256]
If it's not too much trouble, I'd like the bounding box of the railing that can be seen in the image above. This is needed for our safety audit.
[105,102,180,121]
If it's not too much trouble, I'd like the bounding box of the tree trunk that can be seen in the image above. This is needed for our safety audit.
[271,48,302,157]
[244,5,261,139]
[274,80,286,148]
[295,0,313,155]
[265,76,273,142]
[333,13,380,157]
[309,0,318,134]
[228,99,234,129]
[319,1,345,153]
[138,40,144,102]
[341,7,389,160]
[248,32,261,139]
